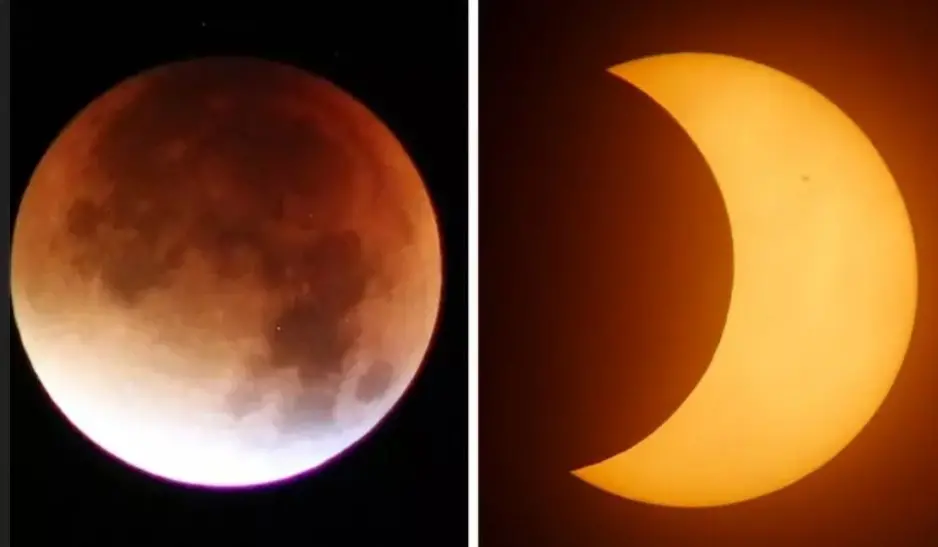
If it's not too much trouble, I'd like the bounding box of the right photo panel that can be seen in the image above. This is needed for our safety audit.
[479,1,938,545]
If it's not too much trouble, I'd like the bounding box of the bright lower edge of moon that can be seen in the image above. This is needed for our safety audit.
[17,300,421,488]
[571,53,918,508]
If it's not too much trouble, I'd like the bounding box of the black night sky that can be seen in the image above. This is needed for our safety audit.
[10,3,467,545]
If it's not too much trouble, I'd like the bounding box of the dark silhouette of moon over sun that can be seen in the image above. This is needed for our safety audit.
[11,57,442,488]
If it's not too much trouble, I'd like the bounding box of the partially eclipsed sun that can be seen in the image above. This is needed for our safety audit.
[572,52,918,508]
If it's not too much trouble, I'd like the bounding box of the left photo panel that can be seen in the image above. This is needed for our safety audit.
[11,3,468,545]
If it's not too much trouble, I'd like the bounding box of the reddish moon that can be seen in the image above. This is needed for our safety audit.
[11,57,442,487]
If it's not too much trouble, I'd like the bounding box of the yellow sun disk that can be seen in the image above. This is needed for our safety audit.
[572,53,917,507]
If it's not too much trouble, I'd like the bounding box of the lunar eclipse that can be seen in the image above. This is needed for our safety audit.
[10,57,443,488]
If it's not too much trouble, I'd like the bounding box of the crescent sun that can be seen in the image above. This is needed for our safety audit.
[571,53,918,508]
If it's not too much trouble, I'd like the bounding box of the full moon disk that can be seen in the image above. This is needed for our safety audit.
[11,57,442,487]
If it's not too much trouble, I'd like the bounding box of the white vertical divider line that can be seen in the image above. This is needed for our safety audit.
[467,0,480,545]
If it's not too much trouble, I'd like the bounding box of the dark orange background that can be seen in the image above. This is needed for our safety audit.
[480,1,938,545]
